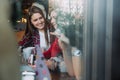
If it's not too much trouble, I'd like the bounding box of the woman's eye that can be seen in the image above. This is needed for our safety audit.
[33,19,38,21]
[39,17,43,20]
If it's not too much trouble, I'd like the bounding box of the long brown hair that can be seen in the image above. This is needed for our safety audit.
[25,6,47,34]
[25,5,55,45]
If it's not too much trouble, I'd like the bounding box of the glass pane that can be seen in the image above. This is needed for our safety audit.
[49,0,85,80]
[49,0,85,50]
[10,0,85,80]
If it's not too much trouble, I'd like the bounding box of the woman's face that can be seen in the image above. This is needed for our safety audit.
[31,13,45,30]
[50,11,57,28]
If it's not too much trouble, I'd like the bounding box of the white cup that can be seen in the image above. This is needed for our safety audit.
[22,47,35,61]
[22,71,35,80]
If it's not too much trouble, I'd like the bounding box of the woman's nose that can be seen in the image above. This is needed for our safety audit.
[51,18,55,24]
[51,18,53,23]
[38,19,42,23]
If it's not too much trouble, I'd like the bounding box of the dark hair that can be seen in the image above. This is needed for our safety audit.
[25,6,46,35]
[25,6,55,44]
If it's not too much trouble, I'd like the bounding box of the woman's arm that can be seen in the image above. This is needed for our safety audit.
[58,35,75,76]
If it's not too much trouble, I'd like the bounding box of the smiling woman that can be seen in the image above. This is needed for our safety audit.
[31,13,45,30]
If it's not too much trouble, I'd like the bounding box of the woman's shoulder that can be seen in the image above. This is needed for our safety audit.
[18,33,32,46]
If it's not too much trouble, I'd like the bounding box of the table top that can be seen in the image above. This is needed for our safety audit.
[50,72,76,80]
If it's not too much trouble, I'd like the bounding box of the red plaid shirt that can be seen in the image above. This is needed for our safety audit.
[19,30,62,59]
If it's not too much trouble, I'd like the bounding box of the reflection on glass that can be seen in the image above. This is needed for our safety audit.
[49,0,85,80]
[49,0,84,49]
[12,0,85,80]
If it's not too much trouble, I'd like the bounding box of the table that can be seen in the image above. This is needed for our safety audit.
[50,72,76,80]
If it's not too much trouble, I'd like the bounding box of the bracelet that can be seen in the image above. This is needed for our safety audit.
[72,49,82,56]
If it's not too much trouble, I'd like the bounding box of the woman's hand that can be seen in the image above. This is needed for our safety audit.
[50,28,61,38]
[58,34,70,51]
[45,59,57,70]
[28,64,36,69]
[58,34,70,44]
